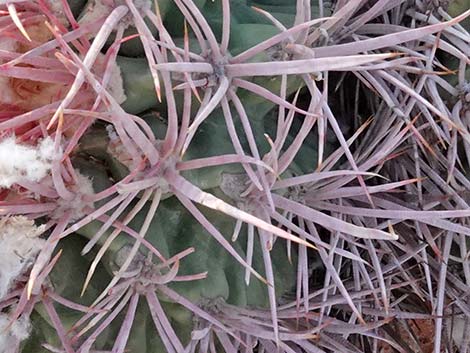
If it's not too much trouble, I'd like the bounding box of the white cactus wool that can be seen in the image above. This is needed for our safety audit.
[0,314,31,353]
[0,216,45,300]
[0,137,57,188]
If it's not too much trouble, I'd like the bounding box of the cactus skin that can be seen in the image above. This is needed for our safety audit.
[446,0,470,43]
[27,165,296,350]
[74,145,296,301]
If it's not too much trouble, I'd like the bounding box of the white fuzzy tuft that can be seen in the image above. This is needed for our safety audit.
[79,0,151,29]
[0,217,45,300]
[0,137,58,188]
[0,314,31,352]
[106,125,138,170]
[53,170,94,221]
[78,0,112,27]
[107,61,127,104]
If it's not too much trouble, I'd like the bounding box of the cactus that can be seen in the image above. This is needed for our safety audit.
[2,0,470,352]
